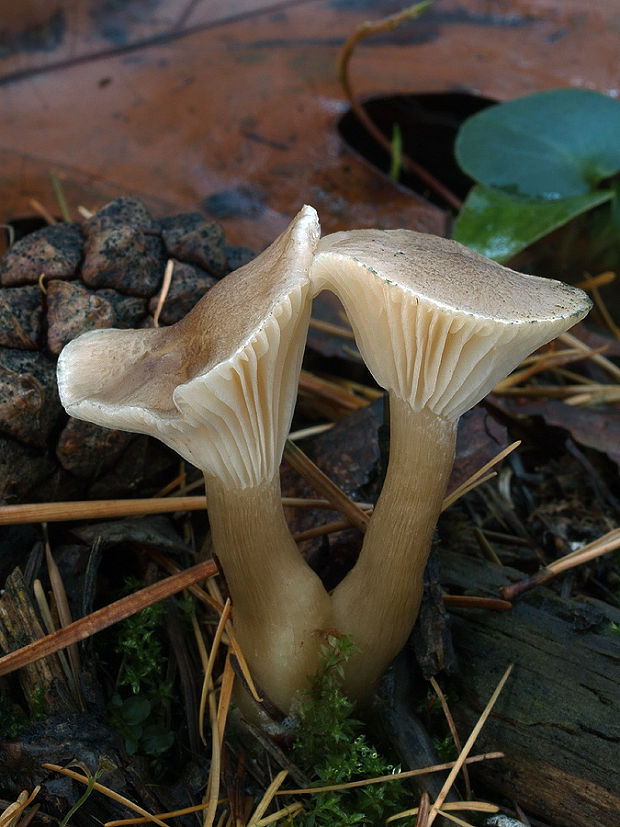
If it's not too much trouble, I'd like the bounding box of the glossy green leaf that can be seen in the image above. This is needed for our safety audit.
[455,89,620,199]
[141,724,175,756]
[120,694,151,726]
[452,184,613,262]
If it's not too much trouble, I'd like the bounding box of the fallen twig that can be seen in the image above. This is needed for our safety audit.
[338,1,462,210]
[0,559,217,678]
[500,527,620,600]
[0,494,358,526]
[283,440,370,532]
[424,664,512,826]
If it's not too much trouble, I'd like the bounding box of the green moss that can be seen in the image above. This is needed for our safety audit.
[291,635,416,826]
[104,578,178,776]
[30,684,47,721]
[0,693,28,738]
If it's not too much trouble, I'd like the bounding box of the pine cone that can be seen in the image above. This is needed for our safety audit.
[0,197,254,503]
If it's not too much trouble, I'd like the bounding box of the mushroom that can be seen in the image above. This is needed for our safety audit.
[57,205,332,714]
[310,229,592,701]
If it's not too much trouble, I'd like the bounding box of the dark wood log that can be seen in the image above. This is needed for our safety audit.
[439,548,620,827]
[0,567,75,717]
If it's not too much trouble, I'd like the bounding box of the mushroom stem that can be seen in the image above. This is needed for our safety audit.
[204,471,332,714]
[331,396,456,701]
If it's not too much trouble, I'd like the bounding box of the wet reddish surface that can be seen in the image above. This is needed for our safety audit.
[0,0,618,248]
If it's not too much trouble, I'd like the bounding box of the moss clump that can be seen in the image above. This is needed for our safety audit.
[291,634,415,826]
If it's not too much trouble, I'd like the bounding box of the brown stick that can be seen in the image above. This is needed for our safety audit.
[0,559,217,678]
[415,791,431,827]
[283,440,370,532]
[338,1,462,211]
[443,595,512,612]
[0,495,349,526]
[500,527,620,601]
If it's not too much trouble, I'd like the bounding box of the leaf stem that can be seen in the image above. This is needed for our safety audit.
[337,2,462,211]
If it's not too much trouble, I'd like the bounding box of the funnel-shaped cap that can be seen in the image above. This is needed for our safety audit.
[311,230,591,420]
[58,206,320,487]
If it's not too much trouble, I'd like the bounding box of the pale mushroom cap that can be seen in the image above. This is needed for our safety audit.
[57,205,320,487]
[311,229,592,420]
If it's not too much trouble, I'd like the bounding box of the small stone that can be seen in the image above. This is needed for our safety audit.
[0,285,43,349]
[161,213,227,276]
[148,259,217,325]
[0,435,56,503]
[97,289,148,328]
[46,280,116,355]
[88,435,179,498]
[82,226,165,296]
[84,197,159,235]
[56,418,133,478]
[0,223,83,286]
[0,350,61,447]
[225,244,256,272]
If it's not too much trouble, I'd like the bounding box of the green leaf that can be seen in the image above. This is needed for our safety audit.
[455,89,620,199]
[452,184,613,262]
[120,694,151,726]
[141,724,174,756]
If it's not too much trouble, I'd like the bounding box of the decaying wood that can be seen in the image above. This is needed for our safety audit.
[0,567,74,717]
[439,548,620,827]
[0,558,218,679]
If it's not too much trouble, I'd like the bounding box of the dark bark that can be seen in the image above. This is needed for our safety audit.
[440,548,620,827]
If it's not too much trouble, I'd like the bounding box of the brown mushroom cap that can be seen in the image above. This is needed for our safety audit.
[57,205,320,487]
[311,229,592,420]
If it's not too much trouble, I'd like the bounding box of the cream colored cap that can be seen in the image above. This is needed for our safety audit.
[311,229,591,420]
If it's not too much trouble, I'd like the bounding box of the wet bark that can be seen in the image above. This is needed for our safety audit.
[439,549,620,827]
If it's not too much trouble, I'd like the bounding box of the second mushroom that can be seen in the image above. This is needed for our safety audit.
[310,229,591,701]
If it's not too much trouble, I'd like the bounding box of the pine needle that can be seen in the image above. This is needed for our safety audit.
[28,198,56,225]
[105,801,209,826]
[202,681,223,826]
[152,259,174,327]
[43,531,84,707]
[0,494,366,526]
[216,651,235,748]
[576,270,616,290]
[425,664,513,826]
[337,1,459,210]
[442,442,520,511]
[42,765,169,827]
[50,171,71,222]
[547,526,620,574]
[0,788,40,827]
[0,560,217,678]
[429,676,470,797]
[501,527,620,600]
[252,802,304,825]
[591,282,620,340]
[246,771,289,826]
[279,752,503,796]
[387,800,499,823]
[309,317,355,339]
[32,579,74,689]
[283,440,370,532]
[199,599,232,745]
[559,331,620,382]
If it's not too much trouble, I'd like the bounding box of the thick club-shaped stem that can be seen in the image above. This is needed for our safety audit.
[205,472,332,713]
[331,397,456,700]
